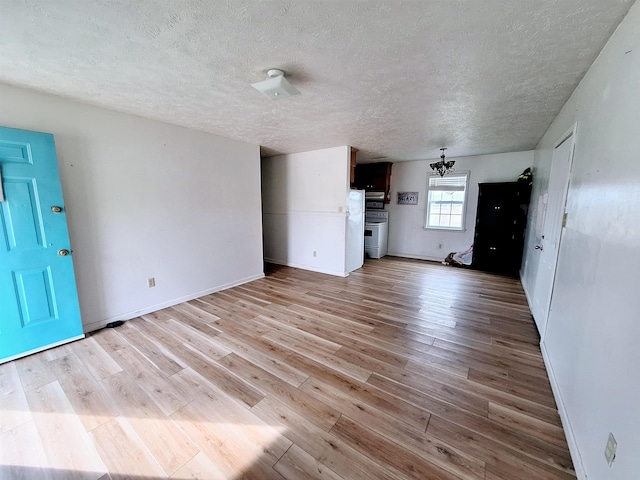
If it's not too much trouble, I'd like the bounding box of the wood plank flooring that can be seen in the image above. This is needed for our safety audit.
[0,257,575,479]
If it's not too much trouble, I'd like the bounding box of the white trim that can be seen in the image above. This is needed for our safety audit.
[522,265,583,478]
[554,123,578,149]
[520,269,535,319]
[423,225,468,232]
[263,211,347,218]
[425,171,470,231]
[541,341,587,480]
[0,334,85,364]
[265,257,349,278]
[81,273,265,333]
[387,252,444,263]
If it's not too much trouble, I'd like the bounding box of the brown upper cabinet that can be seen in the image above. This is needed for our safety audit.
[350,147,358,186]
[354,161,393,203]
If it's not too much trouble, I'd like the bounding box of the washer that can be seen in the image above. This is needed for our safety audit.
[364,211,389,259]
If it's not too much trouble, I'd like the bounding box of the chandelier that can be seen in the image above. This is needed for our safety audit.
[430,148,455,177]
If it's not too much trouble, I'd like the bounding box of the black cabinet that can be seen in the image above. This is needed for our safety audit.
[354,162,393,203]
[473,182,531,275]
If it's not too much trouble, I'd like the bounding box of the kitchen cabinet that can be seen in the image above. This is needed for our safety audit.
[472,181,531,275]
[350,147,358,186]
[354,162,393,203]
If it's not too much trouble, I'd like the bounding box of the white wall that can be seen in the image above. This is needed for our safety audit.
[387,151,533,262]
[0,83,264,331]
[521,3,640,479]
[262,146,352,276]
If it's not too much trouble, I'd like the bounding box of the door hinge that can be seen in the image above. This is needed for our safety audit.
[562,212,568,228]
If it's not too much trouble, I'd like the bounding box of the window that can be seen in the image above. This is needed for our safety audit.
[425,172,469,230]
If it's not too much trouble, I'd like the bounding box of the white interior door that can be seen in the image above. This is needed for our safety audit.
[532,128,575,338]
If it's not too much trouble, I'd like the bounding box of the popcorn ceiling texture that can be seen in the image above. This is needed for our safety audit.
[0,1,633,161]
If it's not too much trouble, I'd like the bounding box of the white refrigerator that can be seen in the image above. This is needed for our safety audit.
[345,190,365,274]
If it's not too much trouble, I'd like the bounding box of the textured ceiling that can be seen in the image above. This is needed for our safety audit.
[0,1,634,162]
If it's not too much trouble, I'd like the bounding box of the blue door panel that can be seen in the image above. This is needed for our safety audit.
[14,267,58,325]
[0,141,33,165]
[3,178,46,250]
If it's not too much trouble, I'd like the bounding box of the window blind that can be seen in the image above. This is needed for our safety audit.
[428,174,467,191]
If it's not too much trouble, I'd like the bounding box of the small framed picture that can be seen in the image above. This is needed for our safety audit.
[397,192,418,205]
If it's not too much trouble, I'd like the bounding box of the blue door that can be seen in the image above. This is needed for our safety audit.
[0,126,84,363]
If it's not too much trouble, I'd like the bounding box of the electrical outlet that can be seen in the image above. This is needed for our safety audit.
[437,243,442,249]
[605,432,617,466]
[147,277,156,288]
[313,251,317,257]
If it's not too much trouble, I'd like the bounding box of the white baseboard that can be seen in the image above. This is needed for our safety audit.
[264,257,348,278]
[524,272,584,478]
[541,341,587,480]
[520,270,534,313]
[82,272,265,333]
[519,270,541,338]
[387,252,444,263]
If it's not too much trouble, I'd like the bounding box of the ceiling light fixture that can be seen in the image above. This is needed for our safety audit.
[430,147,455,177]
[251,69,300,100]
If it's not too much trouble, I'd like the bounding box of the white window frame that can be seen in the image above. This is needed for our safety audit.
[424,172,469,231]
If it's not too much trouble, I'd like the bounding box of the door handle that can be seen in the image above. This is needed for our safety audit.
[534,245,543,251]
[51,206,63,213]
[58,249,70,256]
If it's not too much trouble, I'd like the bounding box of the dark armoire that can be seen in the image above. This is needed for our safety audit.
[472,182,531,275]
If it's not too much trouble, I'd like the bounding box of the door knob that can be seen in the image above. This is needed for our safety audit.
[51,206,63,213]
[58,249,70,256]
[534,245,543,250]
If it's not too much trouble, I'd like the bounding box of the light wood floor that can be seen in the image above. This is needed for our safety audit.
[1,257,575,479]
